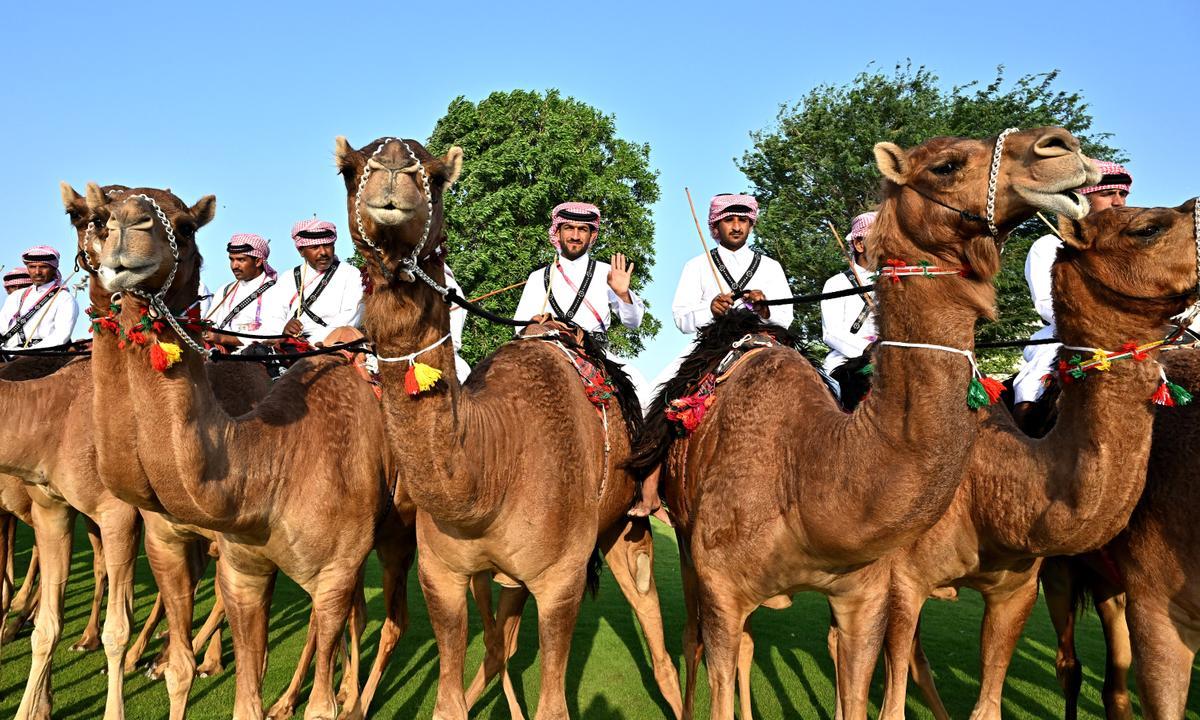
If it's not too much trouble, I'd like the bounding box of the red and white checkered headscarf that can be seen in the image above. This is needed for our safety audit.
[3,267,31,293]
[1079,160,1133,196]
[21,245,61,282]
[290,219,338,249]
[708,194,759,239]
[227,233,276,278]
[548,202,601,250]
[848,211,878,242]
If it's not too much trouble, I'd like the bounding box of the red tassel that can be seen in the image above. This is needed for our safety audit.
[1152,382,1175,406]
[979,376,1006,404]
[149,343,169,372]
[404,364,420,396]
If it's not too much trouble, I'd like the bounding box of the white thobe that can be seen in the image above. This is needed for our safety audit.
[1013,234,1063,403]
[263,259,364,344]
[0,281,79,349]
[206,273,278,350]
[671,244,793,334]
[820,263,877,373]
[444,264,471,382]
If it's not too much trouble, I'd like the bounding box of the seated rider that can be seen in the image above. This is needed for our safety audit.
[820,211,878,410]
[264,218,365,346]
[202,233,278,353]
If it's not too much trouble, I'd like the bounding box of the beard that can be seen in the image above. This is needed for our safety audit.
[560,242,590,261]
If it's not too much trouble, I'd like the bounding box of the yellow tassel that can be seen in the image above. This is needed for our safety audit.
[412,361,442,392]
[1091,350,1112,372]
[161,342,182,368]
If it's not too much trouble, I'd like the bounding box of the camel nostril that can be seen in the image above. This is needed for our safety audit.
[1033,130,1078,157]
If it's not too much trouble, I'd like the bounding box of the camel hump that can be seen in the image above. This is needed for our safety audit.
[322,326,365,347]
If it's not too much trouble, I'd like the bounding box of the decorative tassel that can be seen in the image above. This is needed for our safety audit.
[857,362,875,376]
[979,376,1006,404]
[149,341,182,372]
[1152,382,1175,406]
[1090,350,1112,371]
[967,374,1004,409]
[1167,380,1193,406]
[404,361,442,396]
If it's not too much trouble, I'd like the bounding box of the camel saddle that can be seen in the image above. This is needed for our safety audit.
[518,320,615,412]
[665,332,778,436]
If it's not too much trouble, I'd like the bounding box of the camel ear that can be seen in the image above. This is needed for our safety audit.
[85,182,109,213]
[441,146,464,189]
[334,136,357,172]
[189,195,217,229]
[1059,216,1091,251]
[61,182,85,215]
[873,142,910,185]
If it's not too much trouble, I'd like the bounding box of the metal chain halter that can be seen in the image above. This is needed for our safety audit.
[353,137,436,284]
[120,194,207,356]
[985,127,1019,238]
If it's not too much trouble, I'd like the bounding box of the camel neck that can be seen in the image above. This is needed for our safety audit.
[974,262,1170,554]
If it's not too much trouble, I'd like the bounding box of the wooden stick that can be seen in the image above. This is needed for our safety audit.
[21,269,80,348]
[826,220,875,310]
[1037,212,1064,239]
[685,187,727,294]
[539,260,557,315]
[294,263,308,320]
[449,280,528,312]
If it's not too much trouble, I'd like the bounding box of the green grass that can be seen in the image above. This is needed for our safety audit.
[3,521,1200,719]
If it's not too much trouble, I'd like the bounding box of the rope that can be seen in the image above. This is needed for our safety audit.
[208,338,369,362]
[375,333,451,364]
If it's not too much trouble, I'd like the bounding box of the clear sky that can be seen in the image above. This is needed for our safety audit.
[4,0,1197,374]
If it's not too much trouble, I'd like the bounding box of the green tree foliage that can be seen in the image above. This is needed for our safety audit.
[425,89,661,363]
[739,63,1122,371]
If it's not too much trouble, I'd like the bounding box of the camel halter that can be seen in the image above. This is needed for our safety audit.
[119,194,207,358]
[876,340,1003,409]
[353,137,435,285]
[375,332,451,396]
[903,127,1018,245]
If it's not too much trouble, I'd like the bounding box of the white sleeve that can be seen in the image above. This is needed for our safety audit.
[0,293,20,345]
[672,259,711,335]
[821,274,869,359]
[1025,236,1060,325]
[444,269,466,350]
[257,278,291,335]
[43,292,79,345]
[759,259,794,329]
[511,269,545,335]
[332,266,365,328]
[609,287,645,330]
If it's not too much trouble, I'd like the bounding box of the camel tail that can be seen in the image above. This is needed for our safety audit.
[585,544,603,598]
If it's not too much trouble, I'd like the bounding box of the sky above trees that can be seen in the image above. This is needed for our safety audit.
[4,0,1195,374]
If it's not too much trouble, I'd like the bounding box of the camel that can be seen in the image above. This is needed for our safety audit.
[875,200,1200,720]
[626,127,1096,720]
[333,135,682,720]
[84,182,402,720]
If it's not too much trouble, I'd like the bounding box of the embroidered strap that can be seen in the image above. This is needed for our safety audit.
[544,258,601,325]
[711,248,761,293]
[841,270,873,334]
[216,276,277,330]
[293,259,340,326]
[1,283,61,345]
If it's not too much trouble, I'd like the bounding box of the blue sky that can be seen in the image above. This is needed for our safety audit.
[4,0,1197,374]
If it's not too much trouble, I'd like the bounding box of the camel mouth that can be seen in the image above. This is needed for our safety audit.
[1014,182,1091,220]
[365,204,417,226]
[98,261,157,291]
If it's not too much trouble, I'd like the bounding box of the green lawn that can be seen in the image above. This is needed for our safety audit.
[3,520,1199,719]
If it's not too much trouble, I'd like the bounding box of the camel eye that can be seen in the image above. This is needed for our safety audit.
[931,162,959,176]
[1130,225,1162,239]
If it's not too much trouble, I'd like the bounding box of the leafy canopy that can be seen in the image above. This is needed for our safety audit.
[738,63,1121,371]
[426,89,661,363]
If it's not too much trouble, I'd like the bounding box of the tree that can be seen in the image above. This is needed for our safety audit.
[739,63,1122,371]
[425,89,661,363]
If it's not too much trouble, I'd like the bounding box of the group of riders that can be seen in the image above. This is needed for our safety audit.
[1,163,1133,514]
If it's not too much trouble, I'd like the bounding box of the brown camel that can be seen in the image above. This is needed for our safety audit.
[85,183,400,720]
[876,201,1200,720]
[334,135,682,720]
[627,128,1096,720]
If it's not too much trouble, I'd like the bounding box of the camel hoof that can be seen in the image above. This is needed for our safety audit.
[144,663,166,681]
[197,663,223,677]
[266,703,297,720]
[69,638,100,652]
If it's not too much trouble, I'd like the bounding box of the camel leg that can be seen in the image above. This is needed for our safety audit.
[1042,560,1083,720]
[98,506,139,720]
[525,571,587,720]
[679,537,703,720]
[1,515,12,616]
[597,517,684,718]
[142,515,207,720]
[360,533,415,715]
[266,608,317,720]
[1127,595,1195,720]
[15,501,75,720]
[465,582,529,718]
[72,518,108,652]
[737,621,754,720]
[195,582,226,677]
[909,621,950,720]
[1095,591,1133,720]
[221,561,274,720]
[4,544,40,643]
[126,593,164,673]
[695,585,750,720]
[298,570,358,720]
[335,574,367,713]
[968,575,1041,720]
[828,590,889,720]
[879,584,923,720]
[419,548,472,720]
[827,610,841,720]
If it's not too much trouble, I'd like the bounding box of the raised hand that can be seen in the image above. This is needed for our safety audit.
[608,253,635,303]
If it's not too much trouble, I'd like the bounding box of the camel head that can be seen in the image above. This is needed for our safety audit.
[1057,199,1200,325]
[60,182,132,282]
[84,183,214,311]
[334,136,463,277]
[873,127,1099,279]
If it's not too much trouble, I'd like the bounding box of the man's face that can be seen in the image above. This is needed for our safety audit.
[851,236,867,263]
[25,262,54,285]
[299,243,335,272]
[229,253,264,282]
[1086,188,1129,214]
[716,215,753,249]
[558,222,596,261]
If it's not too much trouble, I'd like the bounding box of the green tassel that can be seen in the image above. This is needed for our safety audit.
[966,377,990,409]
[1167,381,1194,406]
[857,362,874,376]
